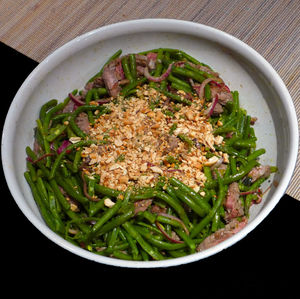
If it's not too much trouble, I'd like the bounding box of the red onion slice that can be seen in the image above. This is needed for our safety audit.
[144,63,173,82]
[155,221,184,244]
[157,212,190,235]
[57,140,71,154]
[207,94,219,117]
[69,93,86,106]
[194,78,216,99]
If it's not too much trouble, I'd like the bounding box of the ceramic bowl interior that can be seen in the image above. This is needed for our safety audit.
[2,19,298,268]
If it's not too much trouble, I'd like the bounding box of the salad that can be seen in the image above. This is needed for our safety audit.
[24,48,276,260]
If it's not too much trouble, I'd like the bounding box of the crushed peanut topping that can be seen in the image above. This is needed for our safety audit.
[81,85,225,191]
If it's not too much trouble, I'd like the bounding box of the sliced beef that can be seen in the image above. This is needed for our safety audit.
[135,54,157,70]
[102,60,122,97]
[75,112,90,134]
[146,52,157,70]
[210,84,233,105]
[204,102,223,116]
[135,54,148,66]
[62,100,77,113]
[93,76,105,87]
[134,199,152,214]
[248,165,271,182]
[136,65,146,76]
[196,217,248,251]
[114,59,125,80]
[151,204,167,214]
[224,182,244,221]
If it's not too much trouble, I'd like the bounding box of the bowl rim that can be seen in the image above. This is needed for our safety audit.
[2,18,298,268]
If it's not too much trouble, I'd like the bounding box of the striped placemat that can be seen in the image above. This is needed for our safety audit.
[1,0,299,199]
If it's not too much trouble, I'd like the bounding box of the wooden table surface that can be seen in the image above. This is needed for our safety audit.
[0,0,299,199]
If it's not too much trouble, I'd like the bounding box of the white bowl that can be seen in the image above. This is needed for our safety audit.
[2,19,298,268]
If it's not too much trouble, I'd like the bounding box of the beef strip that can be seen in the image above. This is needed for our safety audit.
[134,199,152,214]
[248,165,271,182]
[224,182,244,221]
[102,60,122,97]
[197,217,248,251]
[210,85,233,105]
[75,112,90,134]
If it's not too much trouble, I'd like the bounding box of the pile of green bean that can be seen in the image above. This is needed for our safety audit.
[24,48,276,261]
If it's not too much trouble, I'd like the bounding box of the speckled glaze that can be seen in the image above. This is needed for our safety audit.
[2,19,298,268]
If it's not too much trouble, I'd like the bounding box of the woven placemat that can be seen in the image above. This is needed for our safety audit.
[1,0,299,199]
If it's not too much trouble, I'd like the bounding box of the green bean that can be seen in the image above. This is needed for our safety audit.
[120,187,132,211]
[49,140,97,180]
[72,148,82,173]
[233,138,256,149]
[155,87,192,105]
[135,225,187,250]
[243,115,252,138]
[172,66,205,83]
[230,156,238,175]
[55,171,89,205]
[174,189,206,217]
[213,126,236,135]
[43,91,76,134]
[129,54,137,80]
[24,172,56,231]
[107,227,119,251]
[112,250,133,260]
[95,208,134,236]
[69,105,100,138]
[190,175,226,238]
[153,190,190,227]
[46,124,67,142]
[206,159,258,189]
[26,146,51,178]
[39,99,58,123]
[179,50,212,69]
[203,166,213,187]
[247,148,266,161]
[36,118,52,167]
[121,56,134,82]
[184,63,213,79]
[169,177,211,215]
[85,89,96,125]
[51,113,70,124]
[121,77,147,97]
[174,228,196,253]
[123,229,139,260]
[156,215,184,229]
[171,82,192,94]
[36,177,49,208]
[94,183,122,198]
[167,74,192,92]
[138,48,178,55]
[204,84,211,101]
[122,222,164,260]
[211,209,221,232]
[26,161,37,182]
[97,87,109,97]
[231,91,239,115]
[89,199,123,239]
[89,197,106,216]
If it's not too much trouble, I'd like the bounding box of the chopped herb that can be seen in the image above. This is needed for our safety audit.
[149,96,160,110]
[162,109,174,117]
[169,123,177,135]
[115,154,125,162]
[178,133,194,150]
